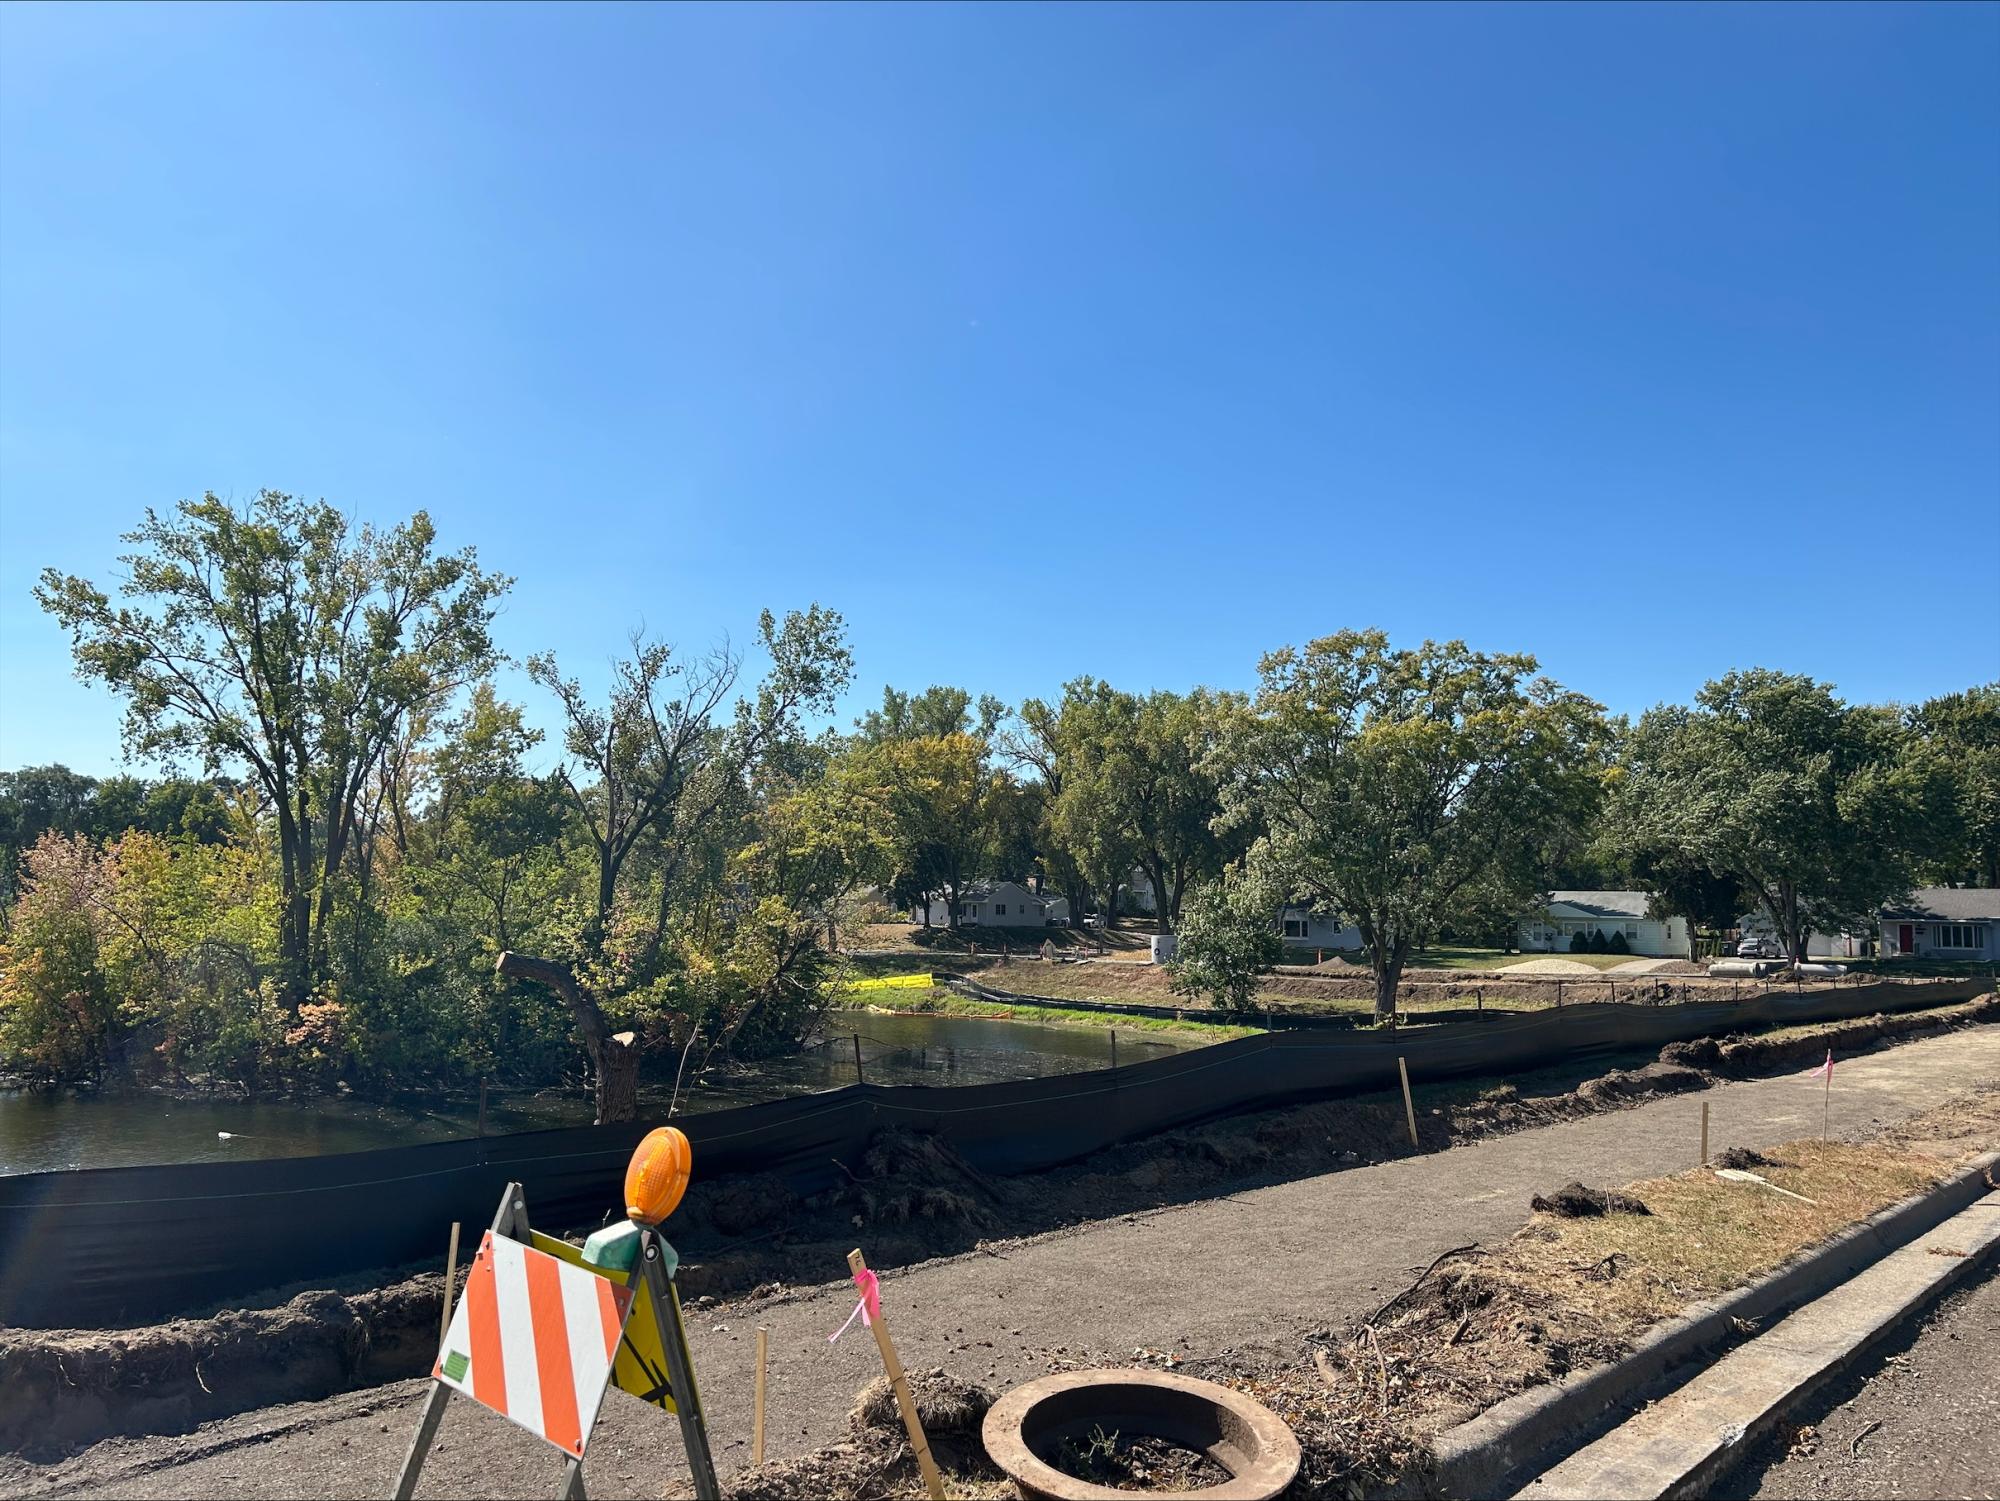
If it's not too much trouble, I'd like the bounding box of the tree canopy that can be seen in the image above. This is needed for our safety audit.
[1610,670,1934,963]
[1210,631,1610,1016]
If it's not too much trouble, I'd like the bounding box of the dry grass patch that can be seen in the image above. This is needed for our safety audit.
[1502,1138,1946,1329]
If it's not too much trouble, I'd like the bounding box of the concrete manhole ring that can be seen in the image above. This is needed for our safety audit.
[981,1367,1302,1501]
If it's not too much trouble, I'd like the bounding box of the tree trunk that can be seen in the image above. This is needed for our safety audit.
[1372,939,1408,1019]
[1143,860,1170,935]
[496,950,640,1124]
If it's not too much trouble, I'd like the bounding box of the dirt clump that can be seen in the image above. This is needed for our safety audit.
[813,1130,1005,1232]
[704,1367,1005,1501]
[1711,1146,1781,1171]
[1530,1181,1651,1217]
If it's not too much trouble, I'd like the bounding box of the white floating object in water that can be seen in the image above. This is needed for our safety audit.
[1713,1167,1817,1204]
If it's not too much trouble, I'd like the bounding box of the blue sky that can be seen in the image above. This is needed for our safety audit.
[2,1,1996,776]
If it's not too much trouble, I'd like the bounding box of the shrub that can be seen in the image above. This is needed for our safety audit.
[1607,930,1630,955]
[1569,932,1590,953]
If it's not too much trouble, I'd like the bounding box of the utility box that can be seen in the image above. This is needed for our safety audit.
[1149,934,1178,965]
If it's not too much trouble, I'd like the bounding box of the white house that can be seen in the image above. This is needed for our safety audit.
[1519,891,1689,958]
[916,880,1065,928]
[1278,904,1361,950]
[1737,909,1871,958]
[1880,888,2000,963]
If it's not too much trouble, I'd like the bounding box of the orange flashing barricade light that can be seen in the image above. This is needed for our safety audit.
[625,1125,693,1225]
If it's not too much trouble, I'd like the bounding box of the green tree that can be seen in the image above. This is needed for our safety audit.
[498,607,851,1122]
[1908,684,2000,887]
[1087,687,1238,934]
[1164,867,1282,1015]
[854,685,1006,745]
[1212,631,1609,1017]
[1612,670,1931,963]
[36,492,508,1007]
[865,731,1004,931]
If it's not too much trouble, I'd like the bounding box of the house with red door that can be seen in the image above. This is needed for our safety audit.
[1880,888,2000,963]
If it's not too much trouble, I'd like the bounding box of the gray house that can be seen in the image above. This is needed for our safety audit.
[1278,904,1362,950]
[1880,888,2000,962]
[918,881,1066,928]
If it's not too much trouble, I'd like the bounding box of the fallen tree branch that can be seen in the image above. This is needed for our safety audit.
[1365,1243,1484,1329]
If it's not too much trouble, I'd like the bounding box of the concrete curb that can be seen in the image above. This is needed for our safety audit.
[1429,1146,2000,1500]
[1518,1190,2000,1499]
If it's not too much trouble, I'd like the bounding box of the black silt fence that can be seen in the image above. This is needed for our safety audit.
[0,978,1979,1330]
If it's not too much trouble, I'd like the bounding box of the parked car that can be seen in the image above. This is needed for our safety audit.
[1736,935,1784,959]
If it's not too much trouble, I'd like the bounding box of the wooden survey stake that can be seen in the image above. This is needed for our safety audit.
[753,1326,769,1466]
[1398,1056,1420,1149]
[847,1248,945,1500]
[1699,1101,1710,1167]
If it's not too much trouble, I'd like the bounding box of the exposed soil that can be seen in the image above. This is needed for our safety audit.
[0,1279,447,1457]
[691,1368,1007,1501]
[1528,1182,1651,1217]
[4,995,1991,1466]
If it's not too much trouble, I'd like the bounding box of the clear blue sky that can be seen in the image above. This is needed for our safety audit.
[3,1,1996,776]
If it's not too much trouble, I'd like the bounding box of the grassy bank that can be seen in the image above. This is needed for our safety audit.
[847,985,1261,1041]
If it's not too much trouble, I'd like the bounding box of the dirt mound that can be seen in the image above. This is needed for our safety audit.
[0,1278,446,1459]
[1530,1182,1651,1218]
[1574,1062,1705,1105]
[1660,994,1997,1078]
[849,1367,992,1439]
[813,1129,1007,1232]
[1246,1256,1627,1496]
[1711,1147,1782,1171]
[709,1368,1004,1501]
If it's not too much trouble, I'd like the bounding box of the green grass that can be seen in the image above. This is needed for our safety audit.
[849,986,1261,1040]
[1404,946,1522,970]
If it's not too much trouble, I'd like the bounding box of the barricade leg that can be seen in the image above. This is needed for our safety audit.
[392,1383,452,1500]
[641,1230,721,1500]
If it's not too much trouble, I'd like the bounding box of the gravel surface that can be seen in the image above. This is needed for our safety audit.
[4,1028,1996,1501]
[1711,1262,2000,1500]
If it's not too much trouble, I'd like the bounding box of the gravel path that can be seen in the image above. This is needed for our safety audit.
[6,1028,1997,1501]
[1710,1261,2000,1500]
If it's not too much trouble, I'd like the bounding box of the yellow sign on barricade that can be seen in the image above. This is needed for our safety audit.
[531,1230,698,1416]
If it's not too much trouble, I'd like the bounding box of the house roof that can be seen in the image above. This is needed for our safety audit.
[961,880,1043,901]
[1881,887,2000,922]
[1537,890,1654,920]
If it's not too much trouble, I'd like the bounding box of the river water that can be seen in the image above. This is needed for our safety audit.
[0,1009,1201,1174]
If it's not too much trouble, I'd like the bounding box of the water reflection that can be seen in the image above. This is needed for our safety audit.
[0,1008,1202,1173]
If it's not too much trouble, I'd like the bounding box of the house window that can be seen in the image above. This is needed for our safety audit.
[1935,923,1986,951]
[996,904,1007,916]
[1625,924,1639,937]
[1282,917,1309,939]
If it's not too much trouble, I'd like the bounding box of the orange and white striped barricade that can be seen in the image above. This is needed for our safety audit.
[393,1183,719,1501]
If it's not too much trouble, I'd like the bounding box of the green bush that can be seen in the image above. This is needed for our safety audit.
[1607,930,1630,955]
[1568,931,1589,953]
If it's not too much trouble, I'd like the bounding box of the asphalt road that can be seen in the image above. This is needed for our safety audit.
[1712,1260,2000,1500]
[6,1028,1997,1501]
